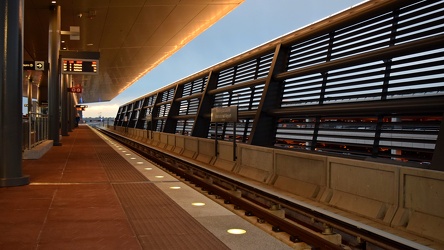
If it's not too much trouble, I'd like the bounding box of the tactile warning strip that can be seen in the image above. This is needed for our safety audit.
[95,144,148,182]
[94,132,229,249]
[113,183,230,249]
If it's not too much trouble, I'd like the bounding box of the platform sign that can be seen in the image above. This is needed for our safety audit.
[23,60,47,71]
[35,61,45,70]
[62,58,98,75]
[211,106,238,123]
[68,86,83,93]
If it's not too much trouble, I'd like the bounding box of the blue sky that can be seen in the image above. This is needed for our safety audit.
[84,0,365,117]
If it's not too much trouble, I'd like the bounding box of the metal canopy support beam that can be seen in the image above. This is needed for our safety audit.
[0,0,30,186]
[150,92,162,132]
[163,84,184,133]
[48,5,61,146]
[192,71,218,138]
[248,44,288,146]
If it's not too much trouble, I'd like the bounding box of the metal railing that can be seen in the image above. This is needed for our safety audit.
[22,112,49,150]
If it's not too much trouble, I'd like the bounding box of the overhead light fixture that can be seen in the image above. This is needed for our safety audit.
[51,1,56,3]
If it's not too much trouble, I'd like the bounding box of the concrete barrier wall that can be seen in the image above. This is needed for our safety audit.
[166,134,176,151]
[182,136,198,159]
[174,135,185,154]
[393,168,444,241]
[134,128,146,140]
[214,141,236,172]
[273,149,327,199]
[119,130,444,243]
[322,157,399,224]
[151,132,161,146]
[196,138,216,164]
[237,144,274,183]
[158,133,168,149]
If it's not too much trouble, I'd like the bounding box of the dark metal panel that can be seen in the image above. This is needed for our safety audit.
[248,44,289,146]
[150,92,162,131]
[135,98,146,129]
[192,71,218,138]
[431,115,444,171]
[163,84,184,133]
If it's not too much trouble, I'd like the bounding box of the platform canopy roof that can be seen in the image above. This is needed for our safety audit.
[23,0,243,104]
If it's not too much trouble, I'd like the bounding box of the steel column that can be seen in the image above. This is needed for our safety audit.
[61,74,69,136]
[163,84,184,133]
[248,44,288,146]
[0,0,30,186]
[69,75,76,131]
[150,93,162,132]
[68,76,74,132]
[48,5,61,145]
[431,115,444,171]
[192,71,218,138]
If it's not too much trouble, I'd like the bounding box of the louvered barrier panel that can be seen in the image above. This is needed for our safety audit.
[115,0,444,167]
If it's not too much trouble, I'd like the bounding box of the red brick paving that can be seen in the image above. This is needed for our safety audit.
[0,126,228,249]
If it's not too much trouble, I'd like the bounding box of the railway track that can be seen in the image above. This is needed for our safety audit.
[96,127,431,250]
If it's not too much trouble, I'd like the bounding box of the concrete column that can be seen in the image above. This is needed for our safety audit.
[48,5,62,145]
[0,0,30,186]
[61,74,69,136]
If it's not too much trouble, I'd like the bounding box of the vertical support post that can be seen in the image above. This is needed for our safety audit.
[233,122,237,161]
[27,77,33,149]
[248,44,288,146]
[0,0,30,186]
[48,5,61,145]
[215,122,218,157]
[164,84,184,133]
[61,74,68,136]
[68,75,73,132]
[192,71,219,138]
[431,115,444,171]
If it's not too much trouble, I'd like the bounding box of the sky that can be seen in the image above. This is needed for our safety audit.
[83,0,365,118]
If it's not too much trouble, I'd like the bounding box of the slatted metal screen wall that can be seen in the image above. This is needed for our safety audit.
[115,0,444,168]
